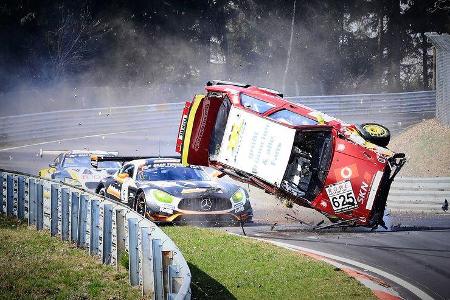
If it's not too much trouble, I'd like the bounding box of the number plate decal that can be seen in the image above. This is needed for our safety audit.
[325,180,358,213]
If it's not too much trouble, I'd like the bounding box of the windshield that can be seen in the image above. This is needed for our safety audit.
[241,94,275,113]
[268,109,317,126]
[63,155,120,169]
[136,166,209,181]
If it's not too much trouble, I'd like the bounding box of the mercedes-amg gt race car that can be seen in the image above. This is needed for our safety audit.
[93,156,253,224]
[38,150,121,191]
[176,80,406,228]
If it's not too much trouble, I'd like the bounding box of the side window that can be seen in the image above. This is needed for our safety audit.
[120,164,135,178]
[240,94,275,113]
[268,109,317,126]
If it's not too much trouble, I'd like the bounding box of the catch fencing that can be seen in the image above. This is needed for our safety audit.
[427,33,450,126]
[0,91,436,151]
[387,177,450,213]
[0,169,191,300]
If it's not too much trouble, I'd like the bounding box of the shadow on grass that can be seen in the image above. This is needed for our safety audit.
[188,262,236,300]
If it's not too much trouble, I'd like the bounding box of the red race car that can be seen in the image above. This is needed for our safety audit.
[176,80,406,228]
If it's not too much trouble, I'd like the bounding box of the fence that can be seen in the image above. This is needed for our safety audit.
[0,90,436,151]
[287,91,436,134]
[427,33,450,127]
[0,169,191,300]
[387,177,450,213]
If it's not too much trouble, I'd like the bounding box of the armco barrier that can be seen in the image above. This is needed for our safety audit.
[387,177,450,213]
[0,91,436,150]
[0,169,191,300]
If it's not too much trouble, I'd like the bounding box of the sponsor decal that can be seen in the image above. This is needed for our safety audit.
[335,164,359,181]
[357,181,369,204]
[325,180,358,213]
[366,171,383,210]
[337,143,346,152]
[181,188,208,194]
[234,202,244,213]
[160,205,174,214]
[107,185,121,198]
[192,99,210,151]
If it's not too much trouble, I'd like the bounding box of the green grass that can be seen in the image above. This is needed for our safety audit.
[163,226,376,300]
[0,215,142,300]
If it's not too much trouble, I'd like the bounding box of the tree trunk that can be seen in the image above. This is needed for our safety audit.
[282,0,296,94]
[421,32,429,90]
[387,0,401,92]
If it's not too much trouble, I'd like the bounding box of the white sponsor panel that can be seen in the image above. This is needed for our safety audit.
[216,107,295,187]
[366,171,384,210]
[325,180,357,213]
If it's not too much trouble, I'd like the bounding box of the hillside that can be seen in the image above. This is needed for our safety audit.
[389,119,450,177]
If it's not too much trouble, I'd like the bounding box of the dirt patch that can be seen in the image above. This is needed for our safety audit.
[389,118,450,177]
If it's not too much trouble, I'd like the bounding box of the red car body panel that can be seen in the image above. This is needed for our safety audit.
[176,81,405,227]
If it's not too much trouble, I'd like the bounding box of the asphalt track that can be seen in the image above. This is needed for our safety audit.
[1,131,450,299]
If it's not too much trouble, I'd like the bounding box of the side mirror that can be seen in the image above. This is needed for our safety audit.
[49,162,56,168]
[117,173,129,179]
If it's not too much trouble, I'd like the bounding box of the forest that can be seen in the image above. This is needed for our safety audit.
[0,0,449,96]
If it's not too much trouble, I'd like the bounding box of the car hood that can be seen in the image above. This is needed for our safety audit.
[139,180,239,198]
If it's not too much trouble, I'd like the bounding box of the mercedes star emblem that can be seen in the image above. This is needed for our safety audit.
[200,198,212,211]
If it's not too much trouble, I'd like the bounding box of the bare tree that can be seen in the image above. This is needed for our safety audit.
[47,6,110,80]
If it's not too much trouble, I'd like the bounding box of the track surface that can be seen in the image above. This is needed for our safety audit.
[1,131,450,299]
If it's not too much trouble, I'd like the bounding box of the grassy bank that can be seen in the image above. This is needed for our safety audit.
[163,226,375,300]
[0,215,142,300]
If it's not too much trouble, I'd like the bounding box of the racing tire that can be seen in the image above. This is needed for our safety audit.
[98,186,106,197]
[357,123,391,147]
[135,192,147,218]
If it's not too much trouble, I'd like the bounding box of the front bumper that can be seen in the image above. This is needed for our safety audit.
[367,153,406,227]
[148,207,253,224]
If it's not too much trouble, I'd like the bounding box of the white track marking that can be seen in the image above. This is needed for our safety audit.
[230,233,434,300]
[0,129,148,151]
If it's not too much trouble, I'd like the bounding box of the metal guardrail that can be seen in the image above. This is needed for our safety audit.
[0,169,191,300]
[0,91,436,150]
[387,177,450,213]
[286,91,436,134]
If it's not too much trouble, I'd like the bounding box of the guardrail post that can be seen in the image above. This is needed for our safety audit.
[115,209,126,270]
[0,172,3,213]
[36,182,43,230]
[6,175,13,216]
[141,227,154,297]
[50,184,58,236]
[61,188,70,241]
[17,176,25,219]
[28,178,36,226]
[77,195,88,247]
[162,250,173,299]
[152,238,164,300]
[102,204,113,264]
[128,217,139,286]
[168,265,182,297]
[89,199,100,255]
[70,192,79,243]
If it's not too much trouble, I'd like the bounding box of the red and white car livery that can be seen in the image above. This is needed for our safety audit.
[176,81,406,228]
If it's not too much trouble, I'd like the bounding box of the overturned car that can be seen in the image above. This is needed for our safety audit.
[176,81,406,228]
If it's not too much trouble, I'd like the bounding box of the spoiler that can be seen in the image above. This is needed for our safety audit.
[39,149,119,158]
[90,155,181,168]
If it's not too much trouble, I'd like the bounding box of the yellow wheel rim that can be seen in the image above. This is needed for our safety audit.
[363,124,386,137]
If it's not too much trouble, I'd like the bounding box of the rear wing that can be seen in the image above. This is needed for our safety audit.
[39,149,119,158]
[90,155,181,168]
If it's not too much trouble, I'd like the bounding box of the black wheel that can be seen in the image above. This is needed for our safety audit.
[98,186,106,197]
[357,123,391,147]
[134,192,147,217]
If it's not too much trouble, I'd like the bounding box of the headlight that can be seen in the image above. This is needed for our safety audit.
[231,189,246,203]
[151,190,174,204]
